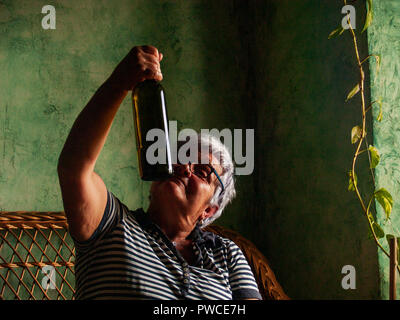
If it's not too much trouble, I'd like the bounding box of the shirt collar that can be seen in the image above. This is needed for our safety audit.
[133,208,222,249]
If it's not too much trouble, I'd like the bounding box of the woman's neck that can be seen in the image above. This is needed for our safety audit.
[147,204,196,243]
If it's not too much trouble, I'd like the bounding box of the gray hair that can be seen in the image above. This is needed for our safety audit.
[196,132,236,228]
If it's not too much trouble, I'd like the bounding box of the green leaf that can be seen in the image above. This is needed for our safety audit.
[374,188,393,220]
[372,221,385,238]
[351,125,362,144]
[348,170,357,191]
[368,145,380,169]
[346,84,360,101]
[328,26,345,39]
[362,0,373,33]
[377,97,383,122]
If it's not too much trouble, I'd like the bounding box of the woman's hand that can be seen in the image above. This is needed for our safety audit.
[107,45,163,91]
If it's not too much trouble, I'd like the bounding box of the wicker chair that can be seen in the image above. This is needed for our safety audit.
[0,211,289,300]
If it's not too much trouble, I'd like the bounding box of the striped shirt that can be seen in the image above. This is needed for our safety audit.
[73,190,262,300]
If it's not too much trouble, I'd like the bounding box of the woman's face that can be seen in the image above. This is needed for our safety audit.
[149,153,223,224]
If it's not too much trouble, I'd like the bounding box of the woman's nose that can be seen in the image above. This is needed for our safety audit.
[174,164,192,177]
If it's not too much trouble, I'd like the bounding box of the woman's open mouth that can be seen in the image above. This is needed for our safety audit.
[170,177,186,189]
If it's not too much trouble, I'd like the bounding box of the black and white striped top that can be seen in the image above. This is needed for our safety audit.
[73,190,262,300]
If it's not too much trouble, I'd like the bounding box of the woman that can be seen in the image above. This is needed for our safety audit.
[57,45,261,300]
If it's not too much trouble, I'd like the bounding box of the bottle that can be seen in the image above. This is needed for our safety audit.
[132,79,173,181]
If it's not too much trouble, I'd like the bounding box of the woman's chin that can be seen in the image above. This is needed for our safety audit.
[158,180,186,199]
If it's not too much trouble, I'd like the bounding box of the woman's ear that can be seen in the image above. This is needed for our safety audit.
[202,205,219,220]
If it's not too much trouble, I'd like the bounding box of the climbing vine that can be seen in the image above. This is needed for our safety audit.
[329,0,399,274]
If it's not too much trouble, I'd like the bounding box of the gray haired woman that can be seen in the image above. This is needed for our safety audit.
[57,45,262,300]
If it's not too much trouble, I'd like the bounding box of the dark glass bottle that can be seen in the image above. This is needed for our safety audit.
[132,79,173,181]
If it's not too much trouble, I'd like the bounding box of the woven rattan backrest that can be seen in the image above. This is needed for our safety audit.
[0,212,75,300]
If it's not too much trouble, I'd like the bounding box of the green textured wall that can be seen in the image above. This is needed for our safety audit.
[1,0,392,300]
[367,0,400,300]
